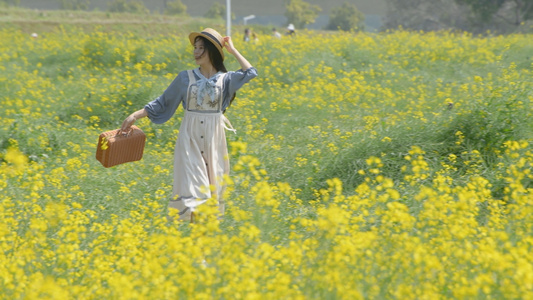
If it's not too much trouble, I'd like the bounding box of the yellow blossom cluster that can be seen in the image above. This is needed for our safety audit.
[0,26,532,299]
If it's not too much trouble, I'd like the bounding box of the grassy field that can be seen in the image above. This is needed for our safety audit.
[15,0,387,16]
[0,6,226,35]
[1,8,532,299]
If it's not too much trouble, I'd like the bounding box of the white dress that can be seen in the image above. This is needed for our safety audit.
[144,67,257,220]
[168,70,234,220]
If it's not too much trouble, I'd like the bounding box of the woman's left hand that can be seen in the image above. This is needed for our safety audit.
[223,36,253,71]
[223,36,237,55]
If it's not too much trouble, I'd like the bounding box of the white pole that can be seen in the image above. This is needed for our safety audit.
[243,15,255,26]
[226,0,231,36]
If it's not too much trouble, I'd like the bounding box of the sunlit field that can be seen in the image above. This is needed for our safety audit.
[1,17,532,299]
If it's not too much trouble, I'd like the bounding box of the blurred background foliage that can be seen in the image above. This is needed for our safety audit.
[1,0,532,33]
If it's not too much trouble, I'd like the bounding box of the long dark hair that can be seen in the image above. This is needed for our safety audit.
[195,36,236,112]
[196,36,227,73]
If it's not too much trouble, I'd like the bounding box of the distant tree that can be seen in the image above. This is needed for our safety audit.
[383,0,469,31]
[284,0,321,29]
[58,0,89,10]
[108,0,148,14]
[383,0,531,32]
[326,2,365,31]
[204,2,224,19]
[203,2,234,20]
[164,0,187,15]
[455,0,533,26]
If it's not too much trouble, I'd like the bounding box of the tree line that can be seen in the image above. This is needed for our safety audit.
[384,0,533,33]
[2,0,531,33]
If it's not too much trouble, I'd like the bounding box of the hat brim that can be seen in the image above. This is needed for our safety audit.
[189,31,225,60]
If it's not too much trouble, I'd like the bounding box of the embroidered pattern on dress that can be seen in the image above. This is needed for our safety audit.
[189,86,199,106]
[207,92,220,108]
[187,82,222,111]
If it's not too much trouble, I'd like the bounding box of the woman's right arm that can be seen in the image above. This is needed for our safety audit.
[120,71,187,131]
[121,108,148,132]
[223,36,252,71]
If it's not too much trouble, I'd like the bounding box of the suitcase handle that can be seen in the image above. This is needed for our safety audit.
[117,128,133,137]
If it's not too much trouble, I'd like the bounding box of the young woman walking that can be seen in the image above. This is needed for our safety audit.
[121,28,257,222]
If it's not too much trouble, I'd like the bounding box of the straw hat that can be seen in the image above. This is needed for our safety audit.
[189,28,225,60]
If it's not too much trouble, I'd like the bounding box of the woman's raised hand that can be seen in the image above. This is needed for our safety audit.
[223,36,252,71]
[223,36,236,55]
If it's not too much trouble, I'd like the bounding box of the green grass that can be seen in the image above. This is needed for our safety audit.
[1,8,533,298]
[0,6,274,36]
[1,7,532,209]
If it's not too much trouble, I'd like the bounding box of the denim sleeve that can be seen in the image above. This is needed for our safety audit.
[222,67,258,110]
[144,71,188,124]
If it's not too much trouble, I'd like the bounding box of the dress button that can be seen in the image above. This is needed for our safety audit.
[201,136,203,138]
[201,121,204,124]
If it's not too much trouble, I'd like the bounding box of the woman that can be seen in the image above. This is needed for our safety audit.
[121,28,257,222]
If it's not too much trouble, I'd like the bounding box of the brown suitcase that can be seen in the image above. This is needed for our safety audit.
[96,125,146,168]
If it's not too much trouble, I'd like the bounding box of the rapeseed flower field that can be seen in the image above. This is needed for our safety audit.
[1,21,532,299]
